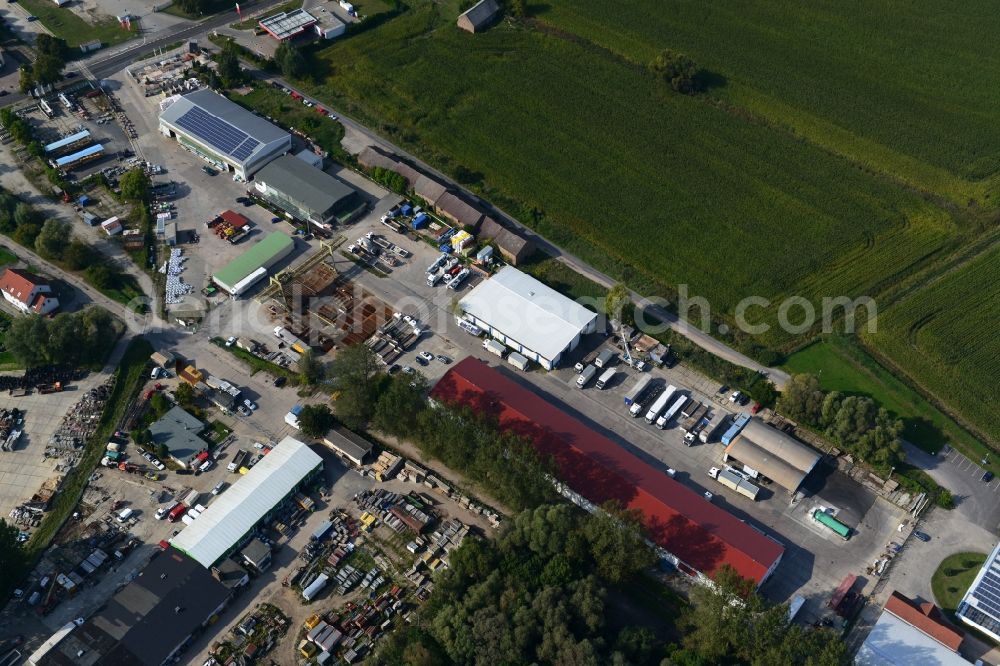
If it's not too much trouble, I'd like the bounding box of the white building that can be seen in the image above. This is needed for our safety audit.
[957,541,1000,642]
[158,89,291,180]
[458,265,598,369]
[0,268,59,315]
[170,436,322,567]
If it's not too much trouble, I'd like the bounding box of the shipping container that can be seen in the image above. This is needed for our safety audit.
[483,339,506,358]
[720,413,752,445]
[507,352,529,371]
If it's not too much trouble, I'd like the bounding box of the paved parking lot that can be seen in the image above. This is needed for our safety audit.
[905,442,1000,533]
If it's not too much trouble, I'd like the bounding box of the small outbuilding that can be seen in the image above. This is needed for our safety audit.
[457,0,500,33]
[723,418,821,493]
[322,427,374,467]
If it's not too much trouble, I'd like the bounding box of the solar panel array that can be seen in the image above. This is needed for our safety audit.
[971,556,1000,621]
[174,106,260,162]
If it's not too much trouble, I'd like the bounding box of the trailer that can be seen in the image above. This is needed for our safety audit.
[812,509,851,540]
[302,573,329,601]
[595,367,616,390]
[720,413,752,445]
[680,403,708,433]
[709,467,759,501]
[594,349,615,368]
[656,394,688,429]
[183,490,200,506]
[644,385,677,424]
[623,375,652,407]
[630,381,662,417]
[699,411,727,443]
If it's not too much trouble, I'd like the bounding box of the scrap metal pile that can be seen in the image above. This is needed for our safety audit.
[0,408,24,451]
[0,365,86,394]
[46,381,112,455]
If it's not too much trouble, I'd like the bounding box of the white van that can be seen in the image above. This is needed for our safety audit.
[150,367,161,379]
[117,508,135,523]
[427,271,443,287]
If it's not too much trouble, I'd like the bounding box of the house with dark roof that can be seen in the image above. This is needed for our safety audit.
[150,405,208,467]
[31,550,231,666]
[457,0,500,33]
[0,268,59,315]
[477,217,535,265]
[429,358,785,587]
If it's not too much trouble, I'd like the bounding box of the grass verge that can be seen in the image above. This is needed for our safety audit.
[0,247,16,267]
[784,336,986,459]
[20,338,152,571]
[210,336,300,384]
[932,551,987,617]
[15,0,137,48]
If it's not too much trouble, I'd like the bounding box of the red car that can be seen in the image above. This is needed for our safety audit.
[750,402,762,415]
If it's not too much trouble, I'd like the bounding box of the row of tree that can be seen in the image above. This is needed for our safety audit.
[778,374,904,470]
[4,307,121,368]
[20,35,70,92]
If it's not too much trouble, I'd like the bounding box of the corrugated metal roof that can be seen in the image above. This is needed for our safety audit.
[429,358,784,586]
[255,155,357,217]
[725,437,809,493]
[213,231,294,290]
[459,266,596,362]
[739,419,821,474]
[171,437,321,567]
[857,605,968,666]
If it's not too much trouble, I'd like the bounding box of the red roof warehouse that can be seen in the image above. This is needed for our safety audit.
[430,358,784,587]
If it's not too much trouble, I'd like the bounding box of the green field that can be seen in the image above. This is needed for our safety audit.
[534,1,1000,206]
[784,337,986,456]
[932,552,987,617]
[304,1,965,349]
[863,243,1000,447]
[17,0,137,48]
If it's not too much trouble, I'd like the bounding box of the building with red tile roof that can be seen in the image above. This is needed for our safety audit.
[0,267,59,315]
[885,591,964,652]
[429,357,784,587]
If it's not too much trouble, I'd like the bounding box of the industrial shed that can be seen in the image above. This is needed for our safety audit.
[323,427,374,467]
[459,266,597,369]
[158,89,291,180]
[212,231,294,296]
[724,418,821,493]
[171,436,322,568]
[477,216,534,265]
[253,155,364,228]
[430,358,784,587]
[435,191,484,228]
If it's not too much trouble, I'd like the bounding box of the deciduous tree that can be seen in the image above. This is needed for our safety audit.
[119,168,151,202]
[34,219,71,260]
[651,49,700,94]
[298,404,335,438]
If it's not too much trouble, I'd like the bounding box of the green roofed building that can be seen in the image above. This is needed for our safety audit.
[213,232,294,297]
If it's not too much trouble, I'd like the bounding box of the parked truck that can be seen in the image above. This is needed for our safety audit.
[644,385,677,424]
[595,367,616,390]
[699,411,727,444]
[708,466,759,501]
[577,364,597,389]
[228,449,248,472]
[630,382,662,417]
[721,413,752,445]
[656,394,688,429]
[483,339,506,358]
[680,402,708,433]
[183,490,199,506]
[623,375,652,407]
[594,349,615,369]
[167,503,187,522]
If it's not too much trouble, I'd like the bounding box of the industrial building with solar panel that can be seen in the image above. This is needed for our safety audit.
[158,89,292,180]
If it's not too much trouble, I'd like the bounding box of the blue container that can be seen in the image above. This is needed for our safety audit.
[411,213,429,230]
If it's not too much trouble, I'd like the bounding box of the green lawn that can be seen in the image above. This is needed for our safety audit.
[301,1,965,352]
[231,86,347,160]
[16,0,138,48]
[230,0,300,29]
[0,247,16,268]
[207,420,232,444]
[784,336,987,457]
[534,1,1000,207]
[932,552,986,616]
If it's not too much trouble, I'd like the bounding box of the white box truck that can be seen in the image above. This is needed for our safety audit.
[644,385,677,424]
[656,394,688,429]
[577,364,597,388]
[595,367,616,390]
[483,339,506,358]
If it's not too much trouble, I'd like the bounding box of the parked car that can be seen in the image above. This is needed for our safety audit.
[26,15,38,21]
[436,355,452,364]
[750,402,762,415]
[244,398,257,411]
[415,355,428,366]
[237,405,251,416]
[273,376,287,387]
[212,481,227,495]
[388,364,401,374]
[983,471,994,483]
[913,531,931,542]
[225,336,236,347]
[418,351,434,363]
[402,366,415,375]
[201,165,217,176]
